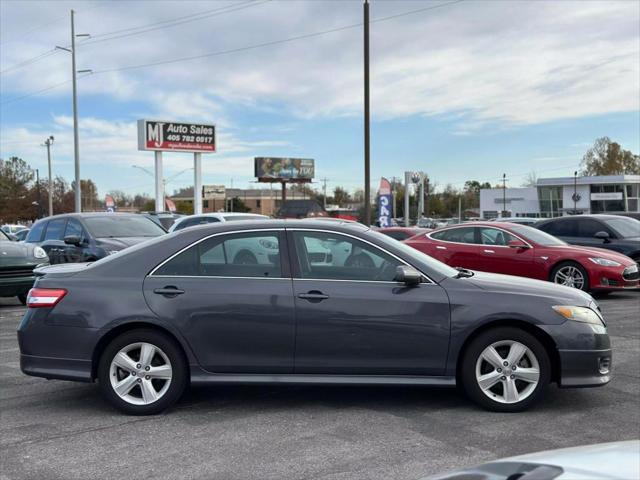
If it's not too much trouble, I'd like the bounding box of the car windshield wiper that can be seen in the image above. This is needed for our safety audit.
[454,267,474,278]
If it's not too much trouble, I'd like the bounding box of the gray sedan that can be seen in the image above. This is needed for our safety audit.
[17,220,611,415]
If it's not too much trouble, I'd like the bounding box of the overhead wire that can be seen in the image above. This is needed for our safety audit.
[0,0,464,106]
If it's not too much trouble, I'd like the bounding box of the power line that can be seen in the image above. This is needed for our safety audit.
[0,0,464,106]
[79,1,267,48]
[0,49,59,76]
[93,0,464,74]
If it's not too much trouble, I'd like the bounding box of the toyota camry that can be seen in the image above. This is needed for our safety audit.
[18,220,611,415]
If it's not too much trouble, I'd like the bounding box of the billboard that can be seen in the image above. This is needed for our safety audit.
[203,184,226,200]
[377,177,392,228]
[255,157,314,181]
[137,120,216,153]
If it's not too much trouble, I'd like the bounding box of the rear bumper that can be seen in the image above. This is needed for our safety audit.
[558,348,612,387]
[20,354,92,382]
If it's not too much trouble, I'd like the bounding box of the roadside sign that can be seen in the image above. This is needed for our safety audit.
[137,120,216,153]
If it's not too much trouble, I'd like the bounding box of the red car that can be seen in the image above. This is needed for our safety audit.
[377,227,431,242]
[404,222,639,292]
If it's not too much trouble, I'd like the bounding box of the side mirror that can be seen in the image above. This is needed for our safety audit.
[63,235,82,246]
[594,231,610,242]
[394,265,422,286]
[507,239,529,249]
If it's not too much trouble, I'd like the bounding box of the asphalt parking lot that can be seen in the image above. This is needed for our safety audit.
[1,292,638,480]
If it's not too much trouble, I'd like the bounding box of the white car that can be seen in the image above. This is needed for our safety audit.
[1,224,28,235]
[424,441,640,480]
[168,213,270,233]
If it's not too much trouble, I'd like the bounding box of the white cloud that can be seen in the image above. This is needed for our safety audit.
[1,0,638,127]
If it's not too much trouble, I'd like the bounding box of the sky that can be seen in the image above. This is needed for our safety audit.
[1,0,639,200]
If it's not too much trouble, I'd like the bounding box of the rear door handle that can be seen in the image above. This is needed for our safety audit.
[483,249,495,254]
[298,291,329,301]
[154,287,185,297]
[436,246,447,250]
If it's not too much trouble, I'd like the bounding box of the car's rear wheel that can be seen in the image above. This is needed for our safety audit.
[98,329,187,415]
[551,261,589,291]
[461,327,551,412]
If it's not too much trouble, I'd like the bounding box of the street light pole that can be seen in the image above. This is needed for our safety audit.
[363,0,371,226]
[573,170,578,214]
[43,136,54,216]
[502,173,507,217]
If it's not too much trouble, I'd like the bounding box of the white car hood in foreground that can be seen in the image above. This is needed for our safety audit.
[499,440,640,480]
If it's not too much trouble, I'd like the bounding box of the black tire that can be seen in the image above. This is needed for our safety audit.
[97,329,188,415]
[460,327,551,412]
[550,261,590,292]
[17,294,27,305]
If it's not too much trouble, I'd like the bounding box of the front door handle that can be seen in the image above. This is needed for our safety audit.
[298,291,329,301]
[436,246,447,250]
[483,249,495,254]
[154,286,185,297]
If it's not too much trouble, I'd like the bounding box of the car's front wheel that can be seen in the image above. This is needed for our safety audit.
[461,327,551,412]
[98,329,188,415]
[551,261,589,291]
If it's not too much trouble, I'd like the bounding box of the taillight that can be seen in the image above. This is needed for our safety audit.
[26,288,67,308]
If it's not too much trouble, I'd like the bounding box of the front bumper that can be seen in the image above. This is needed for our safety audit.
[588,264,639,291]
[558,348,612,387]
[0,275,35,297]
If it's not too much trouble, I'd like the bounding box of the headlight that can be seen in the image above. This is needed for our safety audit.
[258,239,278,250]
[588,257,621,267]
[33,246,48,259]
[553,305,606,333]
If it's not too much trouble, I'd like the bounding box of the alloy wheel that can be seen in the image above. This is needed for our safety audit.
[109,342,173,406]
[553,265,585,290]
[475,340,540,404]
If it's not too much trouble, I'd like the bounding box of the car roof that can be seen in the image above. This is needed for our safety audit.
[537,214,624,223]
[173,218,371,234]
[36,212,142,220]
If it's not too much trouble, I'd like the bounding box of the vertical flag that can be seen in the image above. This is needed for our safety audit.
[377,177,392,227]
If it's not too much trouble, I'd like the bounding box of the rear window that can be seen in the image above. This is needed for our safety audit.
[84,216,166,238]
[25,221,46,243]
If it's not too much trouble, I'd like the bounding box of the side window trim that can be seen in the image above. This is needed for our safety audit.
[149,228,289,278]
[286,228,434,284]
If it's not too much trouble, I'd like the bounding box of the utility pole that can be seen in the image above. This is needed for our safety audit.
[321,177,329,210]
[71,10,81,212]
[404,171,411,227]
[502,173,507,217]
[418,172,425,218]
[35,169,42,219]
[391,176,397,219]
[43,136,54,216]
[363,0,371,226]
[57,11,90,213]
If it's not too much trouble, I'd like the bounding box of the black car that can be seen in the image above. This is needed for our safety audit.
[19,220,610,415]
[25,213,167,264]
[0,229,49,304]
[536,214,640,263]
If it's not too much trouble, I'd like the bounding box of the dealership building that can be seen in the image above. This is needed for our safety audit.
[480,174,640,219]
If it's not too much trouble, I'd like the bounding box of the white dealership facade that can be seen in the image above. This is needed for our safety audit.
[480,175,640,219]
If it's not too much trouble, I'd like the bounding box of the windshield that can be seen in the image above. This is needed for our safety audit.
[509,224,567,246]
[367,229,460,279]
[604,217,640,238]
[84,216,167,238]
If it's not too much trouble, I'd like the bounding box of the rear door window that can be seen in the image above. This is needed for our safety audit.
[43,219,67,241]
[539,219,577,236]
[154,231,283,278]
[431,227,477,244]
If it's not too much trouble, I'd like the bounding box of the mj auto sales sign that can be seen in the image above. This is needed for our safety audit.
[137,120,216,153]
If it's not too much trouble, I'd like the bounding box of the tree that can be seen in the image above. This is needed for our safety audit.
[331,186,352,207]
[464,180,492,194]
[230,197,250,212]
[174,200,194,215]
[0,157,35,222]
[580,137,640,175]
[521,171,538,187]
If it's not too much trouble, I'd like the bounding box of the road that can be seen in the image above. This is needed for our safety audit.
[1,292,638,480]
